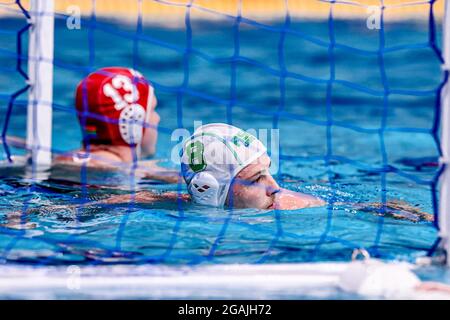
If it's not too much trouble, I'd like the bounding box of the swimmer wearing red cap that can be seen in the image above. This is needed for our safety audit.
[54,67,177,182]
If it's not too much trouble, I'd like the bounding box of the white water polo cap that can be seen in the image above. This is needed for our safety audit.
[181,123,267,207]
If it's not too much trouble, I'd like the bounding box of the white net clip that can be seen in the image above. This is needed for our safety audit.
[439,157,450,166]
[351,248,371,261]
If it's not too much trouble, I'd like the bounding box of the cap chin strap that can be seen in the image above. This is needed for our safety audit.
[135,144,142,161]
[188,172,224,207]
[136,85,155,159]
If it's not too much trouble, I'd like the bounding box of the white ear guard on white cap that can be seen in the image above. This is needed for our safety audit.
[181,123,267,207]
[188,172,222,207]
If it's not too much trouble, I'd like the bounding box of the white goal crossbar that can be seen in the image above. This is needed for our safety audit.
[439,0,450,266]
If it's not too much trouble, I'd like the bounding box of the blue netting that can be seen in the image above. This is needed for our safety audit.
[0,1,30,162]
[0,0,448,266]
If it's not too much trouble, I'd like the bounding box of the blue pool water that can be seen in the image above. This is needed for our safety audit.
[0,10,448,297]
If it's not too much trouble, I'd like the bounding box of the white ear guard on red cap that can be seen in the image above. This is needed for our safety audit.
[181,123,267,207]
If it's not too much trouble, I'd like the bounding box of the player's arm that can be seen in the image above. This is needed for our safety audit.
[339,200,434,222]
[0,135,26,149]
[91,190,190,205]
[136,160,181,184]
[3,191,189,225]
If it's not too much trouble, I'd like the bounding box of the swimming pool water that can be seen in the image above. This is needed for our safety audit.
[0,13,447,297]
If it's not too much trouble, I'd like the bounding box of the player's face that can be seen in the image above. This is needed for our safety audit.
[141,95,160,157]
[226,155,280,209]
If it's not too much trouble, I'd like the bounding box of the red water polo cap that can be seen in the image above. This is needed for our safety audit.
[75,67,154,147]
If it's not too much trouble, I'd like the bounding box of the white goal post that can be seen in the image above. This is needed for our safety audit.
[440,0,450,266]
[26,0,54,166]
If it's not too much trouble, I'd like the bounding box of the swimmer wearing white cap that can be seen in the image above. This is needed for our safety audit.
[179,123,325,210]
[8,123,324,213]
[5,124,437,230]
